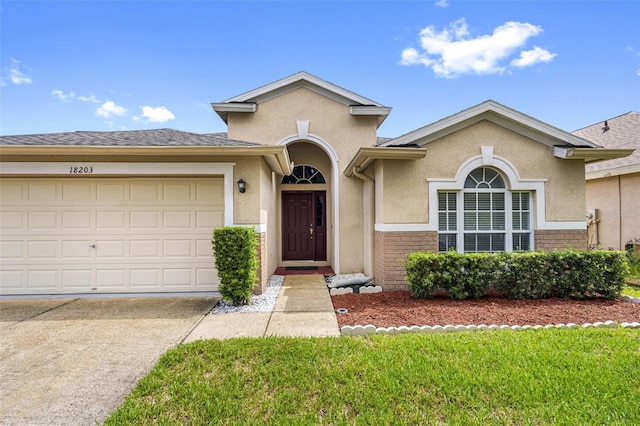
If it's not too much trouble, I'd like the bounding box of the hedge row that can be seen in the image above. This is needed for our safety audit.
[405,250,628,300]
[212,226,258,305]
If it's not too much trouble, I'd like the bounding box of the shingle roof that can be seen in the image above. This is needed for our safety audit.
[572,112,640,173]
[0,128,262,147]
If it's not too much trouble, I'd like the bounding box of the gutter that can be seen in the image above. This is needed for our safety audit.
[0,144,293,175]
[344,146,427,176]
[553,147,635,163]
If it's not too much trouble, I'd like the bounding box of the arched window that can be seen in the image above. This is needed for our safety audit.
[281,165,326,184]
[438,167,531,253]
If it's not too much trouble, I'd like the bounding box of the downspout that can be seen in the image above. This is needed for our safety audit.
[352,167,374,185]
[352,167,375,277]
[618,175,623,250]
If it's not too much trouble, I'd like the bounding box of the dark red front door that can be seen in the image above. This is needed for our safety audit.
[282,191,326,261]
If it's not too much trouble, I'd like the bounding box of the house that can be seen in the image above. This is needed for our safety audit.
[0,72,633,296]
[572,112,640,250]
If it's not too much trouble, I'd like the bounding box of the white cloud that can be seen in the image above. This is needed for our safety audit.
[139,106,175,123]
[401,18,555,78]
[96,101,127,118]
[7,58,32,85]
[51,89,75,102]
[435,0,449,8]
[511,46,556,68]
[78,94,100,103]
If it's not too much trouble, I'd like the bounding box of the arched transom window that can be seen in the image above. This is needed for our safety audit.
[281,165,326,184]
[438,167,531,253]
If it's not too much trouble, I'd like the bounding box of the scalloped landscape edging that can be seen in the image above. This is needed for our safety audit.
[341,321,640,336]
[619,294,640,303]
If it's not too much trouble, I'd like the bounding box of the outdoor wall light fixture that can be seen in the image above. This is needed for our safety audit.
[237,178,246,193]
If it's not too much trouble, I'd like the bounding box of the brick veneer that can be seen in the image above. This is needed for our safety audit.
[374,231,438,291]
[254,232,267,295]
[534,229,587,251]
[374,229,587,291]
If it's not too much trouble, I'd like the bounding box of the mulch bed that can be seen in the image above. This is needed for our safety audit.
[331,290,640,328]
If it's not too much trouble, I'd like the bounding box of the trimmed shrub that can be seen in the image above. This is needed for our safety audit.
[406,249,628,300]
[212,226,258,305]
[495,252,554,299]
[550,250,627,299]
[405,252,439,298]
[406,251,498,299]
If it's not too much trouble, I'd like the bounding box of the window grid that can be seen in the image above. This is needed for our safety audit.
[438,167,533,253]
[438,192,457,252]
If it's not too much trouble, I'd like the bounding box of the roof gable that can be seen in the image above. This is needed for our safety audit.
[380,100,601,149]
[211,71,391,127]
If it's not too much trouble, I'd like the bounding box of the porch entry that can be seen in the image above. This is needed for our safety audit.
[282,191,327,261]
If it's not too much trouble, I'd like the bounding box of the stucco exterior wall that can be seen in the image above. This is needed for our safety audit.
[379,120,586,225]
[226,87,380,274]
[586,173,640,250]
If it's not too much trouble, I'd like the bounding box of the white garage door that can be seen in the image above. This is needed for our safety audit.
[0,178,223,295]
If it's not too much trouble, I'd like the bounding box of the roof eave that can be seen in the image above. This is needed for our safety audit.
[553,147,635,163]
[586,163,640,180]
[343,147,427,177]
[0,145,293,175]
[350,105,392,128]
[211,102,257,124]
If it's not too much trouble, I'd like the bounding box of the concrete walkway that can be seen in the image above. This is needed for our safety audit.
[185,274,340,341]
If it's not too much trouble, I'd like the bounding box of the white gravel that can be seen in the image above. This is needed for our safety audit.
[211,275,285,314]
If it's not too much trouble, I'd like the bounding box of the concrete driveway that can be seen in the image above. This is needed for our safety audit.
[0,296,218,426]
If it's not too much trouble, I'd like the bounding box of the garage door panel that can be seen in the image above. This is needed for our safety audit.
[163,240,192,257]
[96,269,127,289]
[28,211,58,229]
[1,181,25,200]
[61,269,93,290]
[63,211,93,229]
[96,182,127,201]
[130,240,160,258]
[130,211,160,229]
[29,182,59,201]
[62,182,94,201]
[0,211,24,229]
[130,182,160,201]
[196,268,217,287]
[1,240,24,259]
[196,239,213,258]
[163,210,192,229]
[29,270,59,290]
[196,181,224,203]
[196,208,224,228]
[0,270,24,290]
[94,240,127,259]
[62,241,92,259]
[164,269,192,287]
[130,269,160,287]
[1,177,222,295]
[163,183,192,201]
[96,211,127,230]
[28,241,58,259]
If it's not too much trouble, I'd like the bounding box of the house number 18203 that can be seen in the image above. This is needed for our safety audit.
[69,166,94,174]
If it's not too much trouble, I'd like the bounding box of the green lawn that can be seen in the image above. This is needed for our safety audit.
[623,285,640,298]
[106,329,640,425]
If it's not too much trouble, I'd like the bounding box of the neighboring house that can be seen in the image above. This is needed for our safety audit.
[0,72,633,296]
[572,112,640,250]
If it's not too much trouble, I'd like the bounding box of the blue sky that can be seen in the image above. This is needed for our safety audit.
[1,0,639,138]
